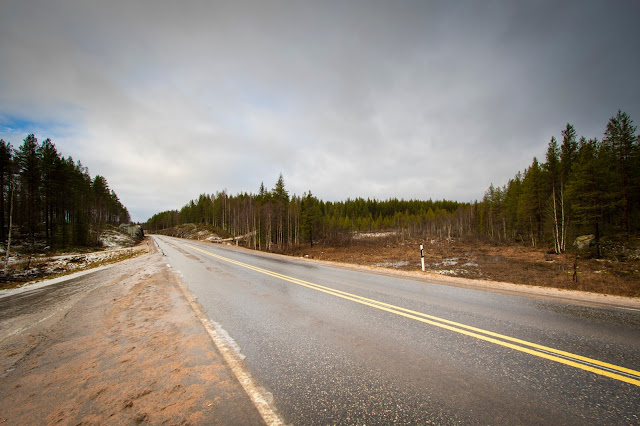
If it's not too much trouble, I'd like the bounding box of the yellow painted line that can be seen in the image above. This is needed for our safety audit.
[185,244,640,387]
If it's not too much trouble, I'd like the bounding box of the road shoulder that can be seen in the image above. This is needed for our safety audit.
[186,238,640,311]
[0,250,265,425]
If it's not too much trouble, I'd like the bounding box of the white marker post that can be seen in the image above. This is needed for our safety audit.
[420,244,425,271]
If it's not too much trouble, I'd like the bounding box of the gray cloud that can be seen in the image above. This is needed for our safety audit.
[1,0,639,221]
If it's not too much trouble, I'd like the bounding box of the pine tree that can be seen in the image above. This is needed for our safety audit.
[519,158,544,246]
[0,140,13,242]
[603,110,638,238]
[503,173,523,241]
[560,123,578,182]
[40,138,60,247]
[92,175,110,244]
[15,134,41,244]
[272,174,289,249]
[301,191,322,247]
[567,138,609,257]
[545,136,562,252]
[71,160,92,246]
[272,173,289,202]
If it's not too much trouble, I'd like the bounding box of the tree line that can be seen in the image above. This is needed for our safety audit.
[146,110,638,257]
[0,134,130,250]
[477,110,639,255]
[146,173,473,250]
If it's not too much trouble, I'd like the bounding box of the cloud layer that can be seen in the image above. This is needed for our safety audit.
[1,1,639,221]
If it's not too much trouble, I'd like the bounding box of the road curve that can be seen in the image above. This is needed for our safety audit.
[153,235,640,425]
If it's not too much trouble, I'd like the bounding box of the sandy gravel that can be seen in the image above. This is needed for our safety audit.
[0,246,264,425]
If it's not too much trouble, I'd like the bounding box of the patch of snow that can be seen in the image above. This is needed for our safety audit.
[99,228,135,248]
[435,258,459,267]
[373,260,410,269]
[433,268,470,276]
[353,231,398,239]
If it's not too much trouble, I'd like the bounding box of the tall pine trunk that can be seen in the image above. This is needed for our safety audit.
[552,185,560,254]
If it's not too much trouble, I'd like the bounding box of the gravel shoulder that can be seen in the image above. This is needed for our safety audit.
[0,244,265,425]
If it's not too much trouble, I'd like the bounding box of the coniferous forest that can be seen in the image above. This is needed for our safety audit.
[0,134,130,250]
[479,110,639,256]
[147,111,639,258]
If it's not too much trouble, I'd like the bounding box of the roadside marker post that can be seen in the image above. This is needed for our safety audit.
[420,244,425,271]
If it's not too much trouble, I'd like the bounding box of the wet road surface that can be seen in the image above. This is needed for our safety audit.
[154,235,640,424]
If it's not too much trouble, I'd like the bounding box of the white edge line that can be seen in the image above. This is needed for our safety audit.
[171,266,285,426]
[617,306,640,312]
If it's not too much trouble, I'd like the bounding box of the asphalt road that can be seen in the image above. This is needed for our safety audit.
[153,235,640,425]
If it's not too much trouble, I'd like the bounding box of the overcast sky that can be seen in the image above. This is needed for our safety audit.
[1,1,638,222]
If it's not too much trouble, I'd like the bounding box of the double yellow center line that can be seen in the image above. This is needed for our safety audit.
[185,244,640,387]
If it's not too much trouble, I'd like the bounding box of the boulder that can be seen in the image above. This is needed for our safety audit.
[573,234,596,250]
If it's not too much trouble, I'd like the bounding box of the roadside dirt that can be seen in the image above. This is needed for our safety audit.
[288,236,640,298]
[0,241,264,425]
